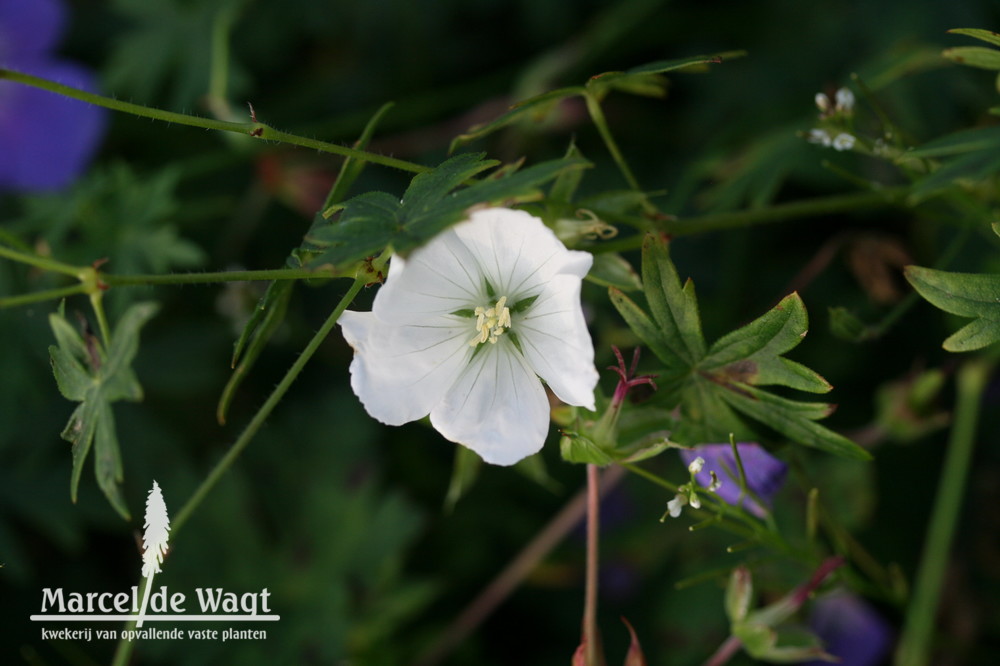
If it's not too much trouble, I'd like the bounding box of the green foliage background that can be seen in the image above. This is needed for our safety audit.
[3,0,1000,664]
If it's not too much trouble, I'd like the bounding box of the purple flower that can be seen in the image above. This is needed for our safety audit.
[805,590,893,666]
[678,443,787,517]
[0,0,106,191]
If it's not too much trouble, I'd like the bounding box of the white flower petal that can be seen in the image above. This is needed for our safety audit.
[339,311,470,425]
[373,232,483,323]
[516,273,598,410]
[430,341,549,465]
[453,208,580,297]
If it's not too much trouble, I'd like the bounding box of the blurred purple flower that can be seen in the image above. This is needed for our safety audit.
[678,443,787,517]
[0,0,106,191]
[805,590,893,666]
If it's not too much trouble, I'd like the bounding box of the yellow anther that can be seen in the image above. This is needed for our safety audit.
[469,296,512,347]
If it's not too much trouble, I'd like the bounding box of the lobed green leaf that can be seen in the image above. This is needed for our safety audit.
[702,293,831,393]
[906,265,1000,351]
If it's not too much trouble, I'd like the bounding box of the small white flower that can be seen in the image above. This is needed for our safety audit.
[339,207,599,465]
[835,87,855,113]
[707,470,723,492]
[832,133,856,151]
[814,92,831,113]
[807,129,833,147]
[688,456,705,475]
[667,494,688,518]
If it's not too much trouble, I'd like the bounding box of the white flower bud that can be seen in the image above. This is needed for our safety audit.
[688,456,705,475]
[815,92,831,113]
[835,87,855,112]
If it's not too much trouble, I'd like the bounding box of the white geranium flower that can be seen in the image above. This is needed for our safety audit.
[339,207,599,465]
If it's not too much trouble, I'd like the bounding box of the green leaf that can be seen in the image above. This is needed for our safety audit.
[549,141,587,203]
[304,154,590,270]
[49,346,91,402]
[586,253,642,291]
[560,432,614,465]
[906,266,1000,351]
[718,384,870,460]
[702,293,831,393]
[948,28,1000,48]
[449,87,585,151]
[640,233,706,365]
[444,446,482,512]
[909,149,1000,202]
[586,51,746,101]
[943,45,1000,70]
[48,302,160,519]
[905,126,1000,158]
[612,234,861,457]
[829,306,874,342]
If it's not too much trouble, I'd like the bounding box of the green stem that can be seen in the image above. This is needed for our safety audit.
[593,187,909,253]
[895,360,992,666]
[89,291,112,348]
[0,69,430,175]
[0,243,82,277]
[0,284,88,309]
[102,266,354,287]
[584,93,646,201]
[170,276,366,535]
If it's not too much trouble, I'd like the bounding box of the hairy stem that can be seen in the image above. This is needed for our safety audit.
[0,284,88,309]
[171,276,366,534]
[0,68,430,175]
[102,266,354,287]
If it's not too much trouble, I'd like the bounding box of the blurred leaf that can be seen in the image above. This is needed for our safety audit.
[905,266,1000,351]
[942,45,1000,71]
[107,0,249,108]
[586,253,642,291]
[905,126,1000,158]
[303,154,590,270]
[444,446,481,511]
[450,87,585,152]
[948,28,1000,48]
[49,301,159,519]
[611,234,869,459]
[15,164,205,314]
[828,306,874,343]
[909,149,1000,201]
[549,141,588,203]
[586,51,746,101]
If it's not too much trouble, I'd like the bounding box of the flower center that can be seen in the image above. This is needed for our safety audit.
[469,296,511,346]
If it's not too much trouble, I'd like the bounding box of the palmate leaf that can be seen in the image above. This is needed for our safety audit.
[905,266,1000,351]
[48,302,159,519]
[302,153,590,270]
[611,234,869,460]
